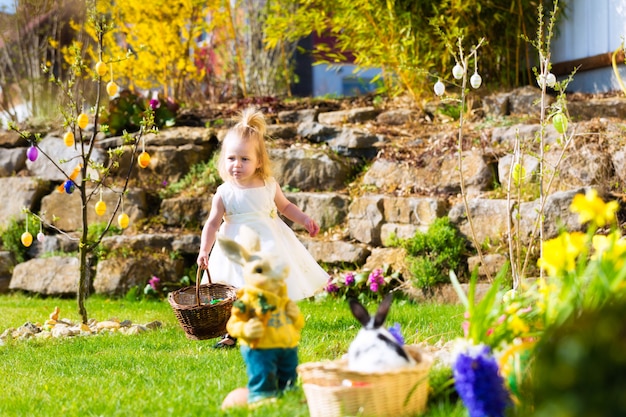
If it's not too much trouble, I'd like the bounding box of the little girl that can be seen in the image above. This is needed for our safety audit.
[197,107,329,346]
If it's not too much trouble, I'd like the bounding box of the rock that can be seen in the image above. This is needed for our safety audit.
[0,251,15,293]
[9,256,80,295]
[40,187,149,232]
[270,147,354,191]
[318,106,380,124]
[0,147,27,176]
[0,176,51,229]
[96,320,121,331]
[285,192,349,231]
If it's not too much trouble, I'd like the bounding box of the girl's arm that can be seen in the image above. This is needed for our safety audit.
[274,182,320,237]
[197,192,226,268]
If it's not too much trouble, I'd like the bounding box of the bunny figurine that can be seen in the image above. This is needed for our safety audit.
[217,225,305,407]
[347,292,416,373]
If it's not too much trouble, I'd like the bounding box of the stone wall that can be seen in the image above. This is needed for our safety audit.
[1,87,626,297]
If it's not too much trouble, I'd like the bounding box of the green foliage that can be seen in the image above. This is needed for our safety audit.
[0,216,40,263]
[389,217,468,290]
[529,300,626,417]
[100,90,177,136]
[437,102,462,120]
[265,0,564,101]
[159,153,221,199]
[125,273,191,301]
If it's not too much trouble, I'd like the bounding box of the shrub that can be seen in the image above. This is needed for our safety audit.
[389,217,468,290]
[159,153,221,199]
[0,216,40,263]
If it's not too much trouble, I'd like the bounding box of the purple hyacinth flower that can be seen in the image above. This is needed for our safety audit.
[149,99,160,110]
[325,282,339,293]
[344,272,355,286]
[453,345,510,417]
[388,323,405,345]
[148,275,160,290]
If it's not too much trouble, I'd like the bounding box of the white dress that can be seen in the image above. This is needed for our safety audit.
[201,177,329,301]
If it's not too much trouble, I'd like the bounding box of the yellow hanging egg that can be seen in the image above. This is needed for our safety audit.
[95,60,107,77]
[63,131,75,147]
[95,200,107,216]
[117,213,130,229]
[77,113,89,130]
[106,81,119,97]
[21,231,33,247]
[138,151,151,168]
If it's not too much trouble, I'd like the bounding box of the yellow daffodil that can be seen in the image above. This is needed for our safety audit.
[537,232,586,276]
[570,189,618,227]
[592,231,626,269]
[508,315,530,336]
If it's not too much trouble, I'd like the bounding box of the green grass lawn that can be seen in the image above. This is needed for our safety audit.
[0,293,466,416]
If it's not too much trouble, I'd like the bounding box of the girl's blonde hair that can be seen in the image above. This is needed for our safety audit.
[217,107,272,180]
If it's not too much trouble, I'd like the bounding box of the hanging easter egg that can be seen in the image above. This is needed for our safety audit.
[117,213,130,229]
[452,63,464,80]
[138,151,151,168]
[95,200,107,216]
[470,72,482,89]
[536,74,546,88]
[77,113,89,130]
[106,81,119,97]
[63,131,75,147]
[21,231,33,247]
[64,179,75,194]
[546,72,557,88]
[552,112,568,134]
[37,232,45,242]
[95,60,107,77]
[434,80,445,97]
[26,145,38,162]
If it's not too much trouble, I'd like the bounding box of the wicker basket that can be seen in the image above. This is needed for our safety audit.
[168,268,237,340]
[297,345,432,417]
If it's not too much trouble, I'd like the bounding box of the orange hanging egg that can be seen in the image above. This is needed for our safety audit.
[95,61,107,77]
[138,151,151,169]
[63,131,75,147]
[21,232,33,247]
[117,213,130,229]
[77,113,89,130]
[95,200,107,216]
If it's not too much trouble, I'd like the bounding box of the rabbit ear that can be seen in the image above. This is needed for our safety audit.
[217,234,251,266]
[349,298,372,328]
[238,225,261,253]
[372,293,394,328]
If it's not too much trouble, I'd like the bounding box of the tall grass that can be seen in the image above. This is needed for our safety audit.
[0,293,465,416]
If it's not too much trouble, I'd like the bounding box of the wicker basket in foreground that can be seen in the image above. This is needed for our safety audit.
[297,345,432,417]
[168,269,237,340]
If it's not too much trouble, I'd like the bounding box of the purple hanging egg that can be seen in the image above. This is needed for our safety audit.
[26,146,38,162]
[64,180,75,194]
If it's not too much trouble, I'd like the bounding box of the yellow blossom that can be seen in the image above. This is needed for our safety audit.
[508,315,530,335]
[570,189,618,227]
[537,232,586,276]
[592,231,626,269]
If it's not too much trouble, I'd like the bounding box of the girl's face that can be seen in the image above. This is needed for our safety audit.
[223,136,260,186]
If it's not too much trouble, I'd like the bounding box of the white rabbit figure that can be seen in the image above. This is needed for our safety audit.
[347,293,416,373]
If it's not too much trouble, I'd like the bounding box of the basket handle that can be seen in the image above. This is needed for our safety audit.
[196,267,212,307]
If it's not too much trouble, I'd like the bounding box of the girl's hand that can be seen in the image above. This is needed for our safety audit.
[304,216,320,237]
[197,252,208,269]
